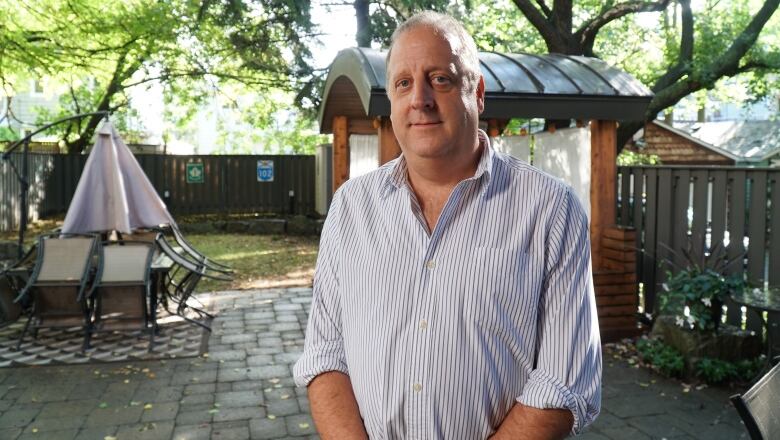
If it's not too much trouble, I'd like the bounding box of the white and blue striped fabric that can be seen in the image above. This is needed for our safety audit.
[294,131,601,438]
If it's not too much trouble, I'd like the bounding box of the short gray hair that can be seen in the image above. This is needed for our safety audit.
[385,11,481,92]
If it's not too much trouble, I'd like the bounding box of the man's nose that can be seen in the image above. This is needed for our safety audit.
[410,80,434,110]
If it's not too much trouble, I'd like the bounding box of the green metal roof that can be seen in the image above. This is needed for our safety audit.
[319,47,653,133]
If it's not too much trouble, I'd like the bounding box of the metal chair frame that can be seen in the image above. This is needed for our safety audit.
[730,361,780,440]
[155,234,230,331]
[88,240,157,351]
[14,233,98,350]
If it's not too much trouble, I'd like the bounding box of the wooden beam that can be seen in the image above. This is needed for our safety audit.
[487,119,500,137]
[590,120,617,270]
[333,115,349,192]
[378,117,401,165]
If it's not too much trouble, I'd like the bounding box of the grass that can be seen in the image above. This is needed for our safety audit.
[186,233,319,291]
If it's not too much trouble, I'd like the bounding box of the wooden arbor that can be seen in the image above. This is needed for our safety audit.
[319,48,653,341]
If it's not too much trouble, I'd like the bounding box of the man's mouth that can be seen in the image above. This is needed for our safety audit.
[410,121,442,127]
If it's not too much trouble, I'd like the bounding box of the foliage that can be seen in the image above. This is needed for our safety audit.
[479,0,780,148]
[695,356,765,384]
[636,337,684,377]
[659,242,746,332]
[0,0,316,153]
[617,149,661,166]
[0,126,19,142]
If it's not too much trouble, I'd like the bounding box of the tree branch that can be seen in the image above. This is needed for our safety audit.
[705,0,780,82]
[576,0,672,55]
[512,0,561,47]
[652,0,693,92]
[535,0,552,18]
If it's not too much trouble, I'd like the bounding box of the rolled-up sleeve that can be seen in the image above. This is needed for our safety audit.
[293,192,349,387]
[518,188,602,435]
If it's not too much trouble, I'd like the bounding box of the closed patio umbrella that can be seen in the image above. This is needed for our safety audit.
[62,121,175,234]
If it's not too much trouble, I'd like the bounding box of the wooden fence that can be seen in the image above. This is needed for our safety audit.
[1,153,316,231]
[617,166,780,340]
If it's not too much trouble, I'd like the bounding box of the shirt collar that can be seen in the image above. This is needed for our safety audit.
[380,129,495,199]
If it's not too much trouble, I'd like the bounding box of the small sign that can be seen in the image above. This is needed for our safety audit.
[257,160,274,182]
[186,163,204,183]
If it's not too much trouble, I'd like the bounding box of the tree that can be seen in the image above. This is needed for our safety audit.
[505,0,780,148]
[0,0,315,153]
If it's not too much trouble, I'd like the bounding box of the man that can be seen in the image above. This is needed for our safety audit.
[294,11,601,439]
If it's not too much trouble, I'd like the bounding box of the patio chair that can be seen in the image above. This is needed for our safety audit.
[169,225,234,275]
[155,234,230,331]
[0,244,38,324]
[730,361,780,440]
[88,240,157,351]
[13,233,98,350]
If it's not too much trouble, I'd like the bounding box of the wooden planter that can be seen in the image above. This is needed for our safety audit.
[595,226,642,342]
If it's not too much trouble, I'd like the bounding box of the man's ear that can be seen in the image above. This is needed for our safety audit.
[476,76,485,114]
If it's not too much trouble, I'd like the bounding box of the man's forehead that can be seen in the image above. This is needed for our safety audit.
[388,28,461,74]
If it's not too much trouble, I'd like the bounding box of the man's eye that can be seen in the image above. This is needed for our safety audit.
[396,79,410,89]
[432,76,451,84]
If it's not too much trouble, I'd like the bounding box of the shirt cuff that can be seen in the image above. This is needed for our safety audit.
[517,369,598,435]
[292,342,349,387]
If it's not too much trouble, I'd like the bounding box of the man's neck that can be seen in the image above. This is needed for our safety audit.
[403,136,484,233]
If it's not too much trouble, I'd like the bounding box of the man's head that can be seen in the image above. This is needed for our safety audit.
[385,11,481,93]
[385,11,485,165]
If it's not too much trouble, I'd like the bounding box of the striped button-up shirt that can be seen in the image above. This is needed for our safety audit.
[294,131,601,438]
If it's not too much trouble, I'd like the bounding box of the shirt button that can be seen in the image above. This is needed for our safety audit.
[413,383,423,392]
[419,319,428,330]
[425,260,435,270]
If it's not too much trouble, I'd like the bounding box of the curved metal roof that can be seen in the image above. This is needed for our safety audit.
[319,47,653,133]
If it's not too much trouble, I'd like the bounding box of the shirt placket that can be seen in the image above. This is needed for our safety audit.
[405,182,470,439]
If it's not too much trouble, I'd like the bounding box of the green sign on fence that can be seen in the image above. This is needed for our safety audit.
[186,163,204,183]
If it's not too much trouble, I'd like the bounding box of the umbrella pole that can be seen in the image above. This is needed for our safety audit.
[16,139,29,260]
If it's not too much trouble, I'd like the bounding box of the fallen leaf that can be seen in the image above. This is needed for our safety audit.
[142,368,150,373]
[104,437,117,440]
[638,382,649,388]
[269,378,280,384]
[99,402,108,409]
[299,423,310,429]
[31,428,38,433]
[280,394,289,399]
[264,388,272,392]
[123,379,130,384]
[144,403,153,410]
[268,414,276,420]
[130,401,141,406]
[202,353,209,358]
[213,403,221,408]
[208,409,220,414]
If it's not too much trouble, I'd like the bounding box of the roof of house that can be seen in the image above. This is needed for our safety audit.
[319,47,653,133]
[657,120,780,163]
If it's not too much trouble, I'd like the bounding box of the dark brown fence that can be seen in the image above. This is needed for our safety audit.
[1,153,315,231]
[617,166,780,340]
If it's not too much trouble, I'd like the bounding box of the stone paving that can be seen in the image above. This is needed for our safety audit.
[0,287,750,439]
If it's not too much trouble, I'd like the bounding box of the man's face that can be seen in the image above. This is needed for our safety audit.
[387,26,485,162]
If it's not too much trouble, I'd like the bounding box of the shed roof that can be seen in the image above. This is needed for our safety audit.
[670,120,780,163]
[319,47,653,133]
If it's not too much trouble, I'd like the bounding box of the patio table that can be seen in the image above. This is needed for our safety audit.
[730,287,780,366]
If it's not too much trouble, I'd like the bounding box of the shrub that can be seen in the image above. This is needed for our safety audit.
[636,338,684,377]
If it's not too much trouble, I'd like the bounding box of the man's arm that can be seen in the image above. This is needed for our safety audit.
[490,403,573,440]
[308,371,368,440]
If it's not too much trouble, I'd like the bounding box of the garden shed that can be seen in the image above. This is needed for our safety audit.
[319,47,654,341]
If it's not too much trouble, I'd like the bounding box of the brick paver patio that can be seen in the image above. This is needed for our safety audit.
[0,287,750,439]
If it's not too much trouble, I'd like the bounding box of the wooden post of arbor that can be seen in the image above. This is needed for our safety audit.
[589,120,617,270]
[333,115,349,192]
[487,119,500,137]
[378,117,401,165]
